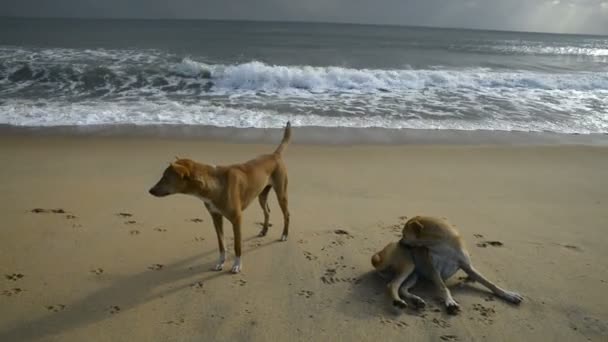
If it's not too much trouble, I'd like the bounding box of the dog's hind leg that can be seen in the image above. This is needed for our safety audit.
[416,249,460,314]
[399,273,426,309]
[388,263,415,309]
[429,267,460,314]
[272,174,289,242]
[460,263,523,304]
[257,185,272,237]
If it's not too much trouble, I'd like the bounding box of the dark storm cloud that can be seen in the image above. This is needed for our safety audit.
[1,0,607,34]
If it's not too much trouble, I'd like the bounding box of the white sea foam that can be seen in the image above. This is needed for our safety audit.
[2,47,608,134]
[171,59,608,93]
[1,97,607,134]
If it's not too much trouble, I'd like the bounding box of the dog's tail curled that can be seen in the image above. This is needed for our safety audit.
[274,121,292,155]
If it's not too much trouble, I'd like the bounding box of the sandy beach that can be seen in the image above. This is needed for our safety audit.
[1,130,607,341]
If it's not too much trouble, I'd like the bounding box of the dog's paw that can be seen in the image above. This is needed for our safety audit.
[280,234,288,242]
[445,298,461,315]
[393,299,408,309]
[410,296,427,309]
[501,290,523,304]
[258,229,268,237]
[230,257,241,274]
[213,263,224,271]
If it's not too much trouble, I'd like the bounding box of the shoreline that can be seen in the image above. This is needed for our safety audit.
[2,124,607,146]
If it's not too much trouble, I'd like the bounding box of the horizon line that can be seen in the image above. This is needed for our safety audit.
[1,15,607,37]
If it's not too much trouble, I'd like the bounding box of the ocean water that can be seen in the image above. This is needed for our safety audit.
[1,18,607,133]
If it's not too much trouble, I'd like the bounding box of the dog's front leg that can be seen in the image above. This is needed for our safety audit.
[398,273,426,309]
[210,212,226,271]
[229,213,243,274]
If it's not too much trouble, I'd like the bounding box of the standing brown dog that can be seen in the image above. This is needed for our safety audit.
[149,122,291,273]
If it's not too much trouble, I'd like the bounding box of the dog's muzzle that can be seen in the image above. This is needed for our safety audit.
[148,187,168,197]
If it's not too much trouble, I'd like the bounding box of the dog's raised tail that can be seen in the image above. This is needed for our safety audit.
[274,121,292,155]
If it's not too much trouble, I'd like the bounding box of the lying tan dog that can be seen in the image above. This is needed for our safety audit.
[149,122,292,273]
[372,216,523,314]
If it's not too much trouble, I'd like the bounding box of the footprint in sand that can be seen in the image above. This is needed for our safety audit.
[334,229,352,237]
[129,230,140,235]
[148,264,164,271]
[484,295,495,302]
[320,268,361,285]
[303,251,318,261]
[561,244,582,252]
[117,212,133,218]
[476,241,503,248]
[90,268,104,275]
[235,279,247,287]
[5,273,24,281]
[473,234,484,239]
[321,276,361,285]
[325,268,337,277]
[190,281,204,292]
[189,218,203,223]
[431,318,451,328]
[2,288,24,297]
[125,220,137,225]
[163,318,185,326]
[31,208,66,214]
[298,290,314,299]
[46,304,66,312]
[440,335,459,341]
[32,208,77,221]
[109,305,121,314]
[380,317,408,329]
[472,303,496,324]
[154,227,167,233]
[568,311,608,338]
[194,237,205,242]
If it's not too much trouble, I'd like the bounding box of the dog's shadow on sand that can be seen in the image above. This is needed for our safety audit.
[0,234,279,342]
[337,270,499,320]
[336,270,423,319]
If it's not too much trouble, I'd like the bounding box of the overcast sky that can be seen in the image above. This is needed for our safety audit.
[1,0,607,35]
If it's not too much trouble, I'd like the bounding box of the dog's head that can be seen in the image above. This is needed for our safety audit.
[400,216,444,246]
[149,159,194,197]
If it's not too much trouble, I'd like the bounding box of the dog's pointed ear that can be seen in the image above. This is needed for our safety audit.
[411,219,424,237]
[174,156,180,161]
[170,162,190,179]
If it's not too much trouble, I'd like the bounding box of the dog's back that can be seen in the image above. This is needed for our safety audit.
[401,216,470,280]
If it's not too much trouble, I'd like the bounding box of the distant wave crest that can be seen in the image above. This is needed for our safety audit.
[2,57,608,99]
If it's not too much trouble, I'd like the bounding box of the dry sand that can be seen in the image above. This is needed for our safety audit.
[0,133,607,341]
